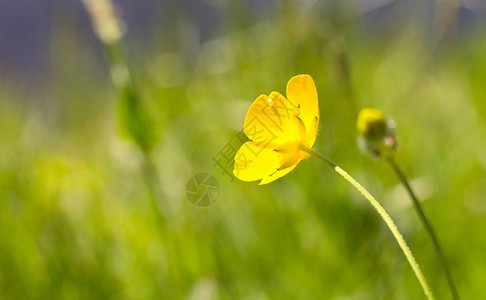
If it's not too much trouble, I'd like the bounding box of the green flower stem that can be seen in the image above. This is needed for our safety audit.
[298,144,434,299]
[386,156,459,300]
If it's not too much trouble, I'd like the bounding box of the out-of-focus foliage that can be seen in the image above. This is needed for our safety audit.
[1,1,486,299]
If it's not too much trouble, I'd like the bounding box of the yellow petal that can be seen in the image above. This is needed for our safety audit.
[233,141,282,182]
[304,116,319,148]
[286,74,320,135]
[244,92,304,147]
[278,148,301,170]
[259,163,298,185]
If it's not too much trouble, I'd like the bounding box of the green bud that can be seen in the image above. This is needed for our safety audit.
[357,107,396,159]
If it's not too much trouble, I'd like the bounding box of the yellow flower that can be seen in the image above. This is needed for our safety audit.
[233,74,319,185]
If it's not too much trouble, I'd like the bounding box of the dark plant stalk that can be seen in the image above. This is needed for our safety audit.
[386,156,459,300]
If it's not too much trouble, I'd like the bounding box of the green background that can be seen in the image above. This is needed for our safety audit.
[1,1,485,299]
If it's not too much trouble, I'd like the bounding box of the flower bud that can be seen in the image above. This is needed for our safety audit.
[357,108,396,159]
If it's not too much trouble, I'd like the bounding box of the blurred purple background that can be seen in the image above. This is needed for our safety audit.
[0,0,485,86]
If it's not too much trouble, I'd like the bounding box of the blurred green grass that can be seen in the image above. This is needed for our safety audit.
[1,2,486,299]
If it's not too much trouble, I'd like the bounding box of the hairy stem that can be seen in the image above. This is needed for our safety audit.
[299,144,434,299]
